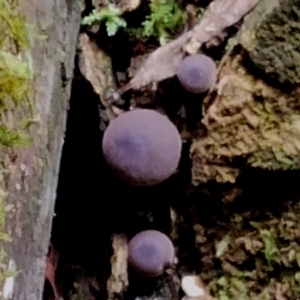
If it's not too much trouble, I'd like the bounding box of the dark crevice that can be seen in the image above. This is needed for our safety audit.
[48,64,112,299]
[45,55,191,299]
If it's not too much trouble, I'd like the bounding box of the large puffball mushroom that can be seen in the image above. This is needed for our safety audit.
[128,230,175,277]
[177,54,217,93]
[102,109,182,186]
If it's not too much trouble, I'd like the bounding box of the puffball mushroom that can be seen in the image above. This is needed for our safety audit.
[128,230,175,277]
[102,109,182,186]
[177,54,217,93]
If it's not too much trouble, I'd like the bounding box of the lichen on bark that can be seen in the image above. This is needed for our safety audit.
[191,0,300,186]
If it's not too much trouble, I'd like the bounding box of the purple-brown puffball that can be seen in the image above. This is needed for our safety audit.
[177,54,217,93]
[128,230,175,277]
[102,109,182,186]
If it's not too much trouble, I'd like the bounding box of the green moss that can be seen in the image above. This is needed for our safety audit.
[0,51,31,104]
[0,0,29,50]
[0,124,31,147]
[0,0,33,291]
[250,223,279,266]
[0,169,12,291]
[0,0,32,143]
[194,201,300,300]
[248,147,299,170]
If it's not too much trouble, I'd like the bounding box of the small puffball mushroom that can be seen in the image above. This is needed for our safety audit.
[181,275,205,298]
[177,54,217,93]
[102,109,182,186]
[128,230,175,277]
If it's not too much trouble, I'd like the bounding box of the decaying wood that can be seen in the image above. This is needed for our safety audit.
[45,245,60,299]
[78,33,123,121]
[2,0,83,299]
[191,0,300,185]
[106,234,129,300]
[121,0,260,93]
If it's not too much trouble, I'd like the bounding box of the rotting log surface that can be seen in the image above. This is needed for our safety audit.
[191,0,300,185]
[2,0,83,299]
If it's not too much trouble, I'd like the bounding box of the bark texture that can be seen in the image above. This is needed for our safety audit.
[1,0,83,299]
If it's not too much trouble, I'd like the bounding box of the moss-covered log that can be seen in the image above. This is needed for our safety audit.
[0,0,82,299]
[191,0,300,185]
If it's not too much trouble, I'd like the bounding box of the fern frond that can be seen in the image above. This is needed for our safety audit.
[81,4,127,36]
[141,0,186,45]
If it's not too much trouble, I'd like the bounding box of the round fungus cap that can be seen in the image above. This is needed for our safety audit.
[177,54,217,93]
[102,109,182,186]
[128,230,175,277]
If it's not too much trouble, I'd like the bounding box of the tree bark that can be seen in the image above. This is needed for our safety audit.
[1,0,83,299]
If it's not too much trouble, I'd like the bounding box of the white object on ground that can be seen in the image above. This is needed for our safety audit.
[181,275,205,298]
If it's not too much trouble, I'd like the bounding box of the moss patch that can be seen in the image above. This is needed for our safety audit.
[194,199,300,300]
[0,0,32,142]
[0,0,33,292]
